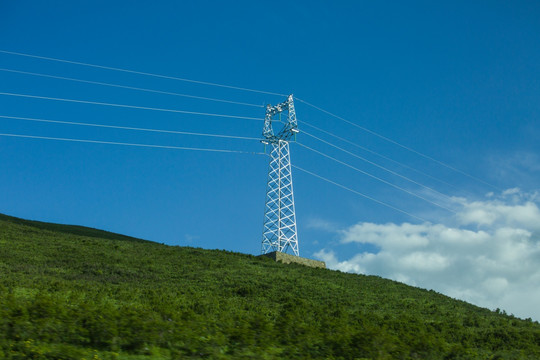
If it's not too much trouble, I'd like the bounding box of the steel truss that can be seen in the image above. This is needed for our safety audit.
[261,95,299,256]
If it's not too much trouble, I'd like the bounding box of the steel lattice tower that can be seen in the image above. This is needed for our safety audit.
[261,94,300,256]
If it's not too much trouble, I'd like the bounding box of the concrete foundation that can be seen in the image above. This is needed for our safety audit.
[259,251,326,269]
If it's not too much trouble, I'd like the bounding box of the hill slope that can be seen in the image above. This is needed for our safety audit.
[1,213,539,359]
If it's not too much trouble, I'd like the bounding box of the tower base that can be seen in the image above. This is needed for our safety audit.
[259,251,326,269]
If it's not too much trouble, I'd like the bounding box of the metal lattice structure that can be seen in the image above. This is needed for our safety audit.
[261,95,300,256]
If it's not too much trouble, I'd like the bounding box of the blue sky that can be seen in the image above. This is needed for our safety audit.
[1,1,540,320]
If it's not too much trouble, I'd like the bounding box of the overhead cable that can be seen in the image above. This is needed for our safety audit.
[301,129,454,202]
[295,97,501,191]
[0,92,263,121]
[296,142,456,213]
[0,68,264,108]
[0,115,261,141]
[0,50,286,97]
[299,120,458,189]
[0,132,266,155]
[292,164,428,223]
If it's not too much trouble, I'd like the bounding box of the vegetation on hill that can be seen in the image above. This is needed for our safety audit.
[1,213,539,359]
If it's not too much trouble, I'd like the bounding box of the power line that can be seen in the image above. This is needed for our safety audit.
[0,92,263,121]
[292,164,428,223]
[0,115,261,141]
[0,67,264,108]
[301,129,454,202]
[296,142,456,213]
[0,50,286,97]
[0,130,427,222]
[295,97,501,191]
[0,52,497,188]
[299,120,459,190]
[0,132,266,155]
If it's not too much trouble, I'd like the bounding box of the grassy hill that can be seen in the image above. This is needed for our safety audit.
[1,213,539,359]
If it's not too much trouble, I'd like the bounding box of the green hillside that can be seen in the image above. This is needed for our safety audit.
[1,213,539,359]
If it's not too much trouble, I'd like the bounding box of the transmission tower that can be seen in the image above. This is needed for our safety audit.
[261,94,300,256]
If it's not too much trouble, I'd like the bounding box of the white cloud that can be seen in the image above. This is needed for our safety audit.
[502,187,521,196]
[490,152,540,190]
[184,234,199,243]
[456,193,540,230]
[306,217,341,232]
[315,189,540,321]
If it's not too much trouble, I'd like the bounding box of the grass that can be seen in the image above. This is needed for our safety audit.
[1,213,539,359]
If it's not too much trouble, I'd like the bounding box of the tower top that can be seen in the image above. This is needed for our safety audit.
[261,94,298,144]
